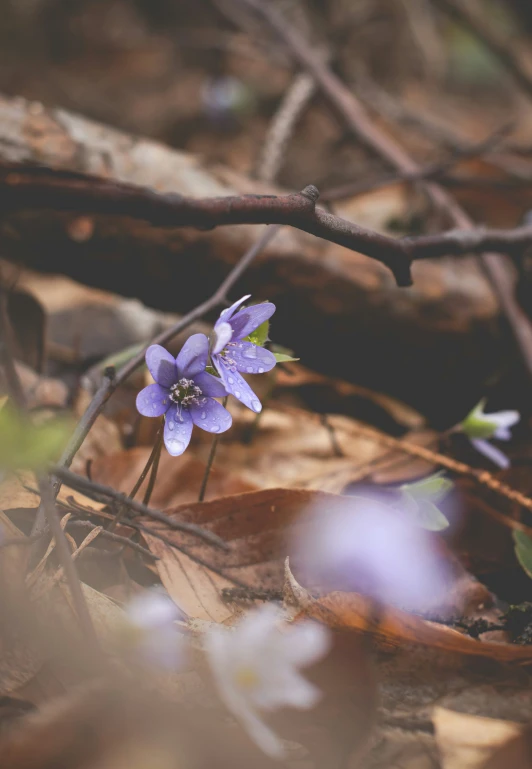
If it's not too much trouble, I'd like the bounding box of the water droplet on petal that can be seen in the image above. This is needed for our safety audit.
[252,399,261,412]
[168,421,175,430]
[242,346,257,360]
[169,439,184,453]
[212,425,220,433]
[235,390,241,398]
[258,367,264,373]
[228,377,234,384]
[201,411,206,420]
[246,366,253,373]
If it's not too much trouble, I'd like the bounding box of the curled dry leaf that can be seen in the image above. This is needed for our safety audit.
[433,707,532,769]
[293,588,532,663]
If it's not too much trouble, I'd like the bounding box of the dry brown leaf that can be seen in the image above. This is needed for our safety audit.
[297,590,532,662]
[141,488,329,622]
[140,487,497,635]
[94,404,437,510]
[70,389,123,476]
[0,471,106,518]
[216,403,436,493]
[433,707,532,769]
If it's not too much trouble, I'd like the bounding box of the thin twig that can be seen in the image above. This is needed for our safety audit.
[352,422,532,516]
[137,521,251,590]
[321,125,511,202]
[36,477,99,645]
[198,396,228,503]
[256,72,316,182]
[51,466,229,550]
[66,520,159,561]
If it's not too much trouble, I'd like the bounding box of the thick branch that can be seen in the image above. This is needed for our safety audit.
[4,162,532,281]
[0,165,410,286]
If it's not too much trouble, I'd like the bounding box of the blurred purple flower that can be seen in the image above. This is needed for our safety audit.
[136,335,231,456]
[294,495,451,613]
[212,295,276,413]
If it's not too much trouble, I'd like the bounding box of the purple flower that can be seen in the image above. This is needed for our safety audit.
[136,335,231,456]
[212,295,276,413]
[293,495,451,614]
[461,400,520,469]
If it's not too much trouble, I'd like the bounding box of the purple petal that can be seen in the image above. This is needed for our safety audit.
[229,302,276,341]
[164,405,193,456]
[194,371,228,398]
[214,295,251,330]
[145,345,177,388]
[212,321,233,355]
[230,341,276,374]
[136,384,170,417]
[295,497,451,613]
[189,398,232,433]
[215,357,262,413]
[176,333,209,378]
[471,438,510,469]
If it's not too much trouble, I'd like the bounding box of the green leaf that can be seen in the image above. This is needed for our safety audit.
[513,530,532,580]
[461,398,498,439]
[273,352,300,363]
[399,471,454,504]
[0,406,72,470]
[245,318,270,347]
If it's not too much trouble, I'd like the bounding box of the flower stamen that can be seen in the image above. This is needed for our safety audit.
[169,378,204,407]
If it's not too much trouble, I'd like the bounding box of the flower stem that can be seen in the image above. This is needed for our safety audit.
[142,430,163,506]
[129,422,164,501]
[198,397,228,503]
[108,422,163,532]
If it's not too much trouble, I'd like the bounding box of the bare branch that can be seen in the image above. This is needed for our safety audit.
[52,466,229,551]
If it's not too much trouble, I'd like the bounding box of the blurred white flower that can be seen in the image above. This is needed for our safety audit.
[204,604,331,759]
[123,589,184,671]
[294,495,451,613]
[461,399,520,469]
